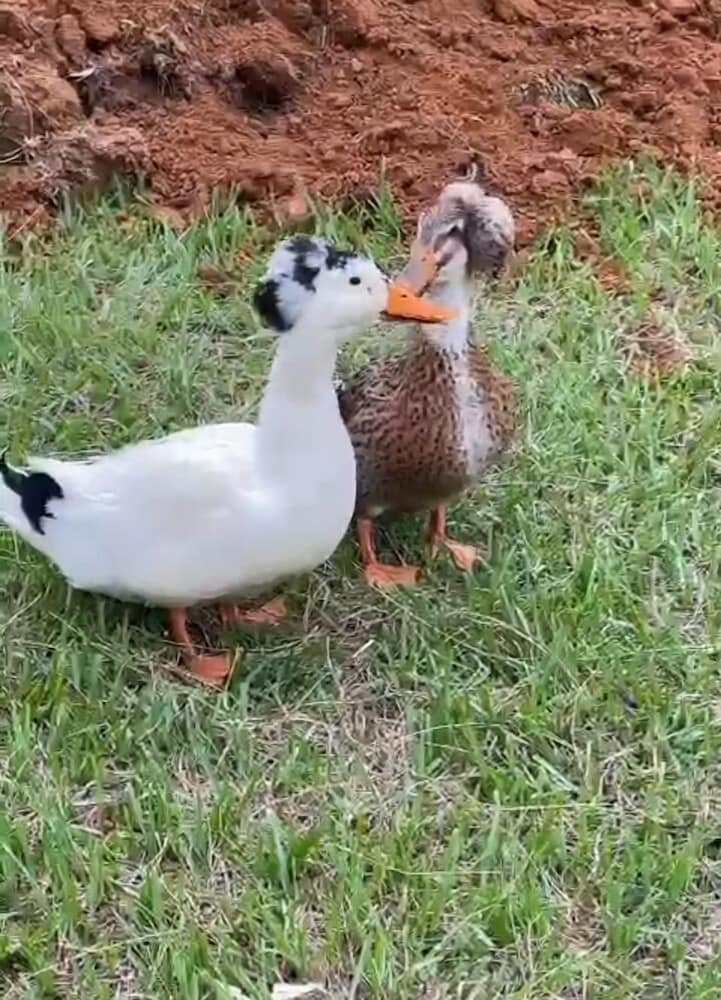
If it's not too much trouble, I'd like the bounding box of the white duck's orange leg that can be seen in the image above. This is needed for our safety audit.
[358,516,420,588]
[427,506,483,573]
[169,607,234,689]
[219,596,287,627]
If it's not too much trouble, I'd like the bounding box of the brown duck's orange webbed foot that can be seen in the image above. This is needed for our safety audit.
[364,561,420,588]
[439,539,481,573]
[427,506,484,573]
[169,607,235,689]
[191,653,235,688]
[219,596,287,627]
[357,516,420,589]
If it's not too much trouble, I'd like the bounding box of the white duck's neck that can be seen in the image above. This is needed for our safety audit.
[257,329,345,475]
[419,280,472,355]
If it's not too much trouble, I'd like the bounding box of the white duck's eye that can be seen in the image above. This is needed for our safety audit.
[349,276,361,286]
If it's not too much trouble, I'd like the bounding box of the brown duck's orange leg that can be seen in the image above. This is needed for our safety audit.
[427,506,483,573]
[169,607,234,689]
[219,596,287,627]
[358,516,420,588]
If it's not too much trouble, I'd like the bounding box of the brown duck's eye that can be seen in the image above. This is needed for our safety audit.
[349,276,361,286]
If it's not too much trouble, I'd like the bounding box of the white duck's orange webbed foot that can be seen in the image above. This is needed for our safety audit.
[238,595,287,625]
[364,561,420,589]
[219,596,287,627]
[192,653,236,688]
[219,604,240,628]
[169,607,235,689]
[427,506,484,573]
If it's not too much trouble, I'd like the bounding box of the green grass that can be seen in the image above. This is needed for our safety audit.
[2,162,721,998]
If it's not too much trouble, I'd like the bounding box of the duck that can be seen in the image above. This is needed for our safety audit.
[0,235,453,686]
[337,175,517,587]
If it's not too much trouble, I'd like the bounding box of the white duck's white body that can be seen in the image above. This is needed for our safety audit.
[0,335,356,607]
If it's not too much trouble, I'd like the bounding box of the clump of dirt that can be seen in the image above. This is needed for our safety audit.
[4,1,721,239]
[33,122,150,191]
[622,319,693,380]
[0,55,83,159]
[574,228,631,293]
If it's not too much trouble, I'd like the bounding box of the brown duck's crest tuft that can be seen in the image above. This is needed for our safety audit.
[416,181,515,279]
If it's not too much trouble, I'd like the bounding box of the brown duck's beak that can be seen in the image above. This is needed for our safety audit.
[394,241,440,297]
[383,280,456,323]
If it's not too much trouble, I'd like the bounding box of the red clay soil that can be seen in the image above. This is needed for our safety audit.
[2,0,721,241]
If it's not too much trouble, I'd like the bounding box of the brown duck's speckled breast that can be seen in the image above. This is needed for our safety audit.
[338,334,516,518]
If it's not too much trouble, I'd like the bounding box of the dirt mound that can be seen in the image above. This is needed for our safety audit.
[3,0,721,239]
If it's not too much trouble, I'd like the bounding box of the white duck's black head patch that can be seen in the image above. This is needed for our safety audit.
[325,244,356,271]
[253,235,361,332]
[253,277,290,332]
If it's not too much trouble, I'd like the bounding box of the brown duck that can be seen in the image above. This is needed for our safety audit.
[338,176,517,587]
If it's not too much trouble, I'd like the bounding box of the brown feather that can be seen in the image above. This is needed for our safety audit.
[339,330,517,517]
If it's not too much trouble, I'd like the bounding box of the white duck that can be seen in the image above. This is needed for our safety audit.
[0,235,452,687]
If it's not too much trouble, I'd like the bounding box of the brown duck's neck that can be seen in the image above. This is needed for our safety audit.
[414,280,474,355]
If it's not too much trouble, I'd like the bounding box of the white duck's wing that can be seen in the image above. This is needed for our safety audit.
[30,421,258,515]
[1,422,271,604]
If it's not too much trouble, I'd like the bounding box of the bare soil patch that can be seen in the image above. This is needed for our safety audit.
[3,1,721,238]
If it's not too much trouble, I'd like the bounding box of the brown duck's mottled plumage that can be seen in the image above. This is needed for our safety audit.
[338,329,516,518]
[338,176,517,530]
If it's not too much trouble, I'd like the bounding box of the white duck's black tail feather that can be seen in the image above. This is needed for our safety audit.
[0,451,63,536]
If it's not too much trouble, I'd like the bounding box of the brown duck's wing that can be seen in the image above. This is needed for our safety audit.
[335,371,371,424]
[470,344,518,448]
[336,356,406,427]
[334,374,352,422]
